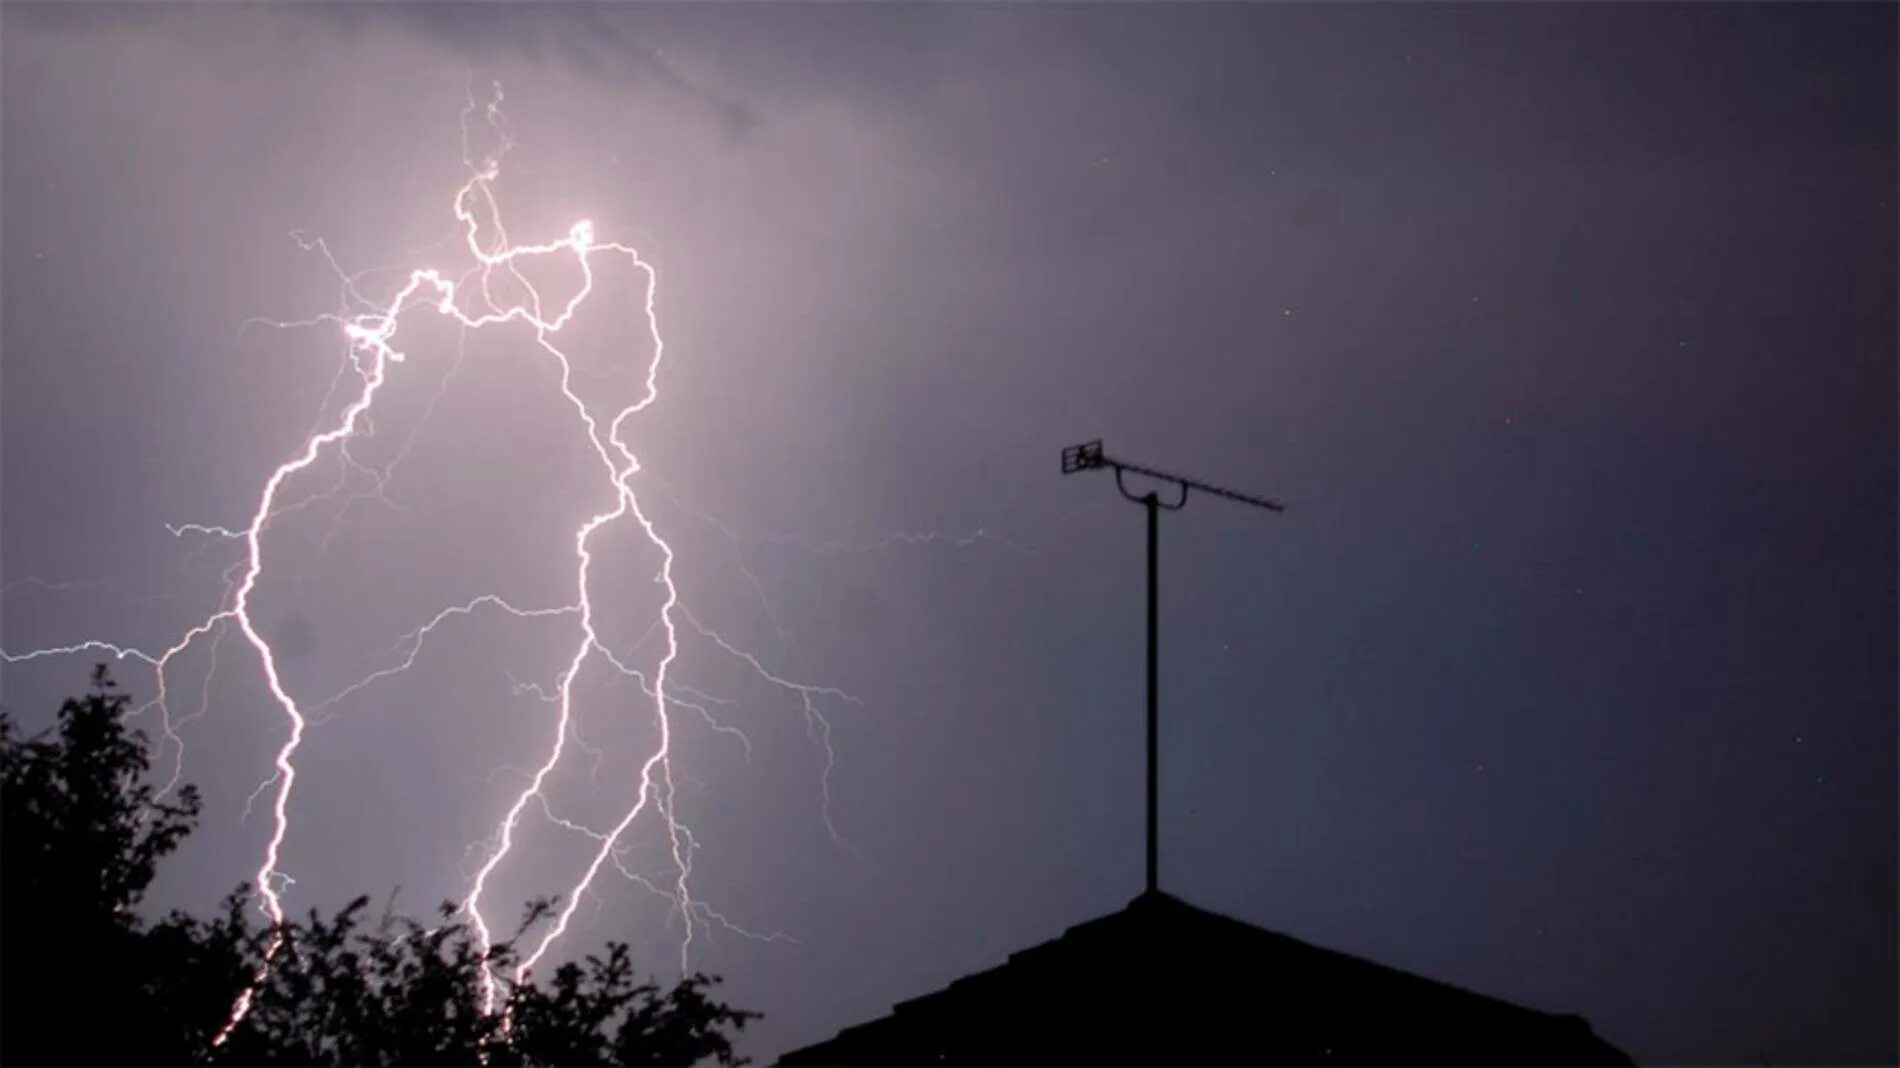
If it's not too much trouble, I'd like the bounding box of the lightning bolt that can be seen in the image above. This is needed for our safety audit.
[536,795,793,947]
[0,576,109,595]
[213,79,699,1031]
[164,523,246,540]
[0,80,1011,1047]
[0,81,721,1037]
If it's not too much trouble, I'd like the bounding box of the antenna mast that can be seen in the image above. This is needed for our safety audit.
[1060,440,1284,895]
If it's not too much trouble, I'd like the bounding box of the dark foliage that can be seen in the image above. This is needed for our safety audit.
[0,667,758,1066]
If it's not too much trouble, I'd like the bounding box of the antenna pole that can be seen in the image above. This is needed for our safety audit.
[1145,491,1160,895]
[1060,439,1284,898]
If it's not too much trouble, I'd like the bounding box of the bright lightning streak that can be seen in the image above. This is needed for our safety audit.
[152,619,228,805]
[676,605,864,857]
[5,78,691,1039]
[535,795,793,947]
[0,82,960,1045]
[165,523,246,540]
[305,595,581,725]
[596,643,755,761]
[2,641,161,671]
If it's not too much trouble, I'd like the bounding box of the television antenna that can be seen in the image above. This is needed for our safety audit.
[1060,440,1285,894]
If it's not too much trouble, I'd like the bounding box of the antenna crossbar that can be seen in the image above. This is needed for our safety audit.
[1062,439,1286,512]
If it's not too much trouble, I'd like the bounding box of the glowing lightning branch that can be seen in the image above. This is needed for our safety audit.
[0,80,696,1039]
[164,523,246,540]
[152,619,228,805]
[535,795,794,947]
[0,84,903,1045]
[675,605,865,858]
[596,643,754,761]
[305,595,581,726]
[0,576,107,595]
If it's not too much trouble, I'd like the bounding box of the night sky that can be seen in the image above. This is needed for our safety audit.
[2,4,1894,1065]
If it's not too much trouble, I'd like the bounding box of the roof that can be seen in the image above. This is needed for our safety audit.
[778,890,1632,1066]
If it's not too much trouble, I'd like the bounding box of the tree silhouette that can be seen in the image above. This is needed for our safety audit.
[1,665,204,1064]
[0,667,758,1066]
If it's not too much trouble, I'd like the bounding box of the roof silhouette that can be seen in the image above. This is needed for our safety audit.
[778,890,1633,1066]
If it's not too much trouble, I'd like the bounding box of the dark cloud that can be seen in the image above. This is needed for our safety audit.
[11,1,760,140]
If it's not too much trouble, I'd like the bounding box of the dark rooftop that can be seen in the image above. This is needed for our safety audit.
[779,890,1633,1066]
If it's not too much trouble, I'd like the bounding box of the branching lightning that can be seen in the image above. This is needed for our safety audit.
[0,82,1021,1041]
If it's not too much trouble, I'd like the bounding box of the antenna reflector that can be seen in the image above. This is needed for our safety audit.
[1062,440,1105,475]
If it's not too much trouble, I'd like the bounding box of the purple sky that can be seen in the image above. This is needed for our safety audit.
[2,5,1894,1064]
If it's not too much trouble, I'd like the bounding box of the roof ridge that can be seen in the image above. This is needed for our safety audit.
[778,892,1635,1066]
